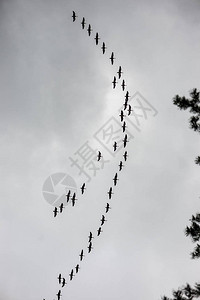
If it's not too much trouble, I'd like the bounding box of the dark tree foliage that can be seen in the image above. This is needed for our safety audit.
[161,283,200,300]
[172,88,200,165]
[185,213,200,259]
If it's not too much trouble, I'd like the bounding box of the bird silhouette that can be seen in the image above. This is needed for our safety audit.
[56,290,62,300]
[112,76,117,89]
[127,104,133,116]
[87,24,92,36]
[66,190,71,203]
[72,11,77,22]
[97,227,102,236]
[79,249,84,261]
[81,17,86,29]
[121,79,126,91]
[88,242,93,253]
[71,192,77,207]
[69,269,74,281]
[117,66,123,79]
[113,173,118,186]
[107,187,113,199]
[59,203,64,213]
[123,99,128,110]
[119,110,125,122]
[105,203,111,213]
[53,207,58,217]
[110,52,115,65]
[123,151,128,161]
[75,264,80,273]
[57,274,62,284]
[113,141,118,152]
[62,277,66,288]
[101,42,107,54]
[122,121,127,132]
[119,161,124,171]
[97,151,102,161]
[88,231,94,243]
[125,91,130,101]
[101,215,106,226]
[123,134,129,148]
[94,32,100,45]
[80,183,86,194]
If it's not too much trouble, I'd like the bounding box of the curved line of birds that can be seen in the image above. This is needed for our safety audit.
[45,10,135,300]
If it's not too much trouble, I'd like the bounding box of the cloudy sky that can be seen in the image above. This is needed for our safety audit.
[0,0,200,299]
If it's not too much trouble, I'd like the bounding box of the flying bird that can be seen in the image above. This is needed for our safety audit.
[62,277,66,288]
[119,161,124,171]
[110,52,115,65]
[75,264,80,273]
[123,134,129,148]
[105,203,111,213]
[101,215,106,226]
[94,32,100,45]
[107,187,113,199]
[119,110,125,122]
[66,190,71,203]
[87,24,92,36]
[113,173,118,186]
[97,151,102,161]
[101,42,107,54]
[79,249,84,261]
[71,192,77,207]
[88,242,93,253]
[121,79,126,91]
[123,151,128,161]
[113,141,118,152]
[59,203,64,213]
[72,11,77,22]
[80,183,86,194]
[53,207,58,218]
[57,274,62,284]
[88,231,94,243]
[112,76,117,89]
[122,121,127,132]
[56,290,62,300]
[125,91,130,101]
[123,99,128,110]
[81,17,86,29]
[117,66,123,79]
[128,104,133,116]
[69,269,74,281]
[97,227,102,236]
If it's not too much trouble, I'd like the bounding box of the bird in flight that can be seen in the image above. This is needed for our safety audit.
[97,227,102,236]
[101,42,107,54]
[62,277,66,288]
[53,207,58,218]
[88,242,93,253]
[107,187,113,199]
[71,192,77,207]
[81,17,86,29]
[87,24,92,36]
[75,264,80,273]
[113,173,118,186]
[79,249,84,261]
[110,52,115,65]
[127,104,133,116]
[94,32,100,45]
[105,203,111,213]
[101,215,106,226]
[119,161,124,171]
[56,290,62,300]
[57,274,62,284]
[122,121,127,133]
[69,269,74,281]
[72,11,77,22]
[119,110,125,122]
[121,79,126,91]
[123,151,128,161]
[125,91,130,101]
[97,151,102,161]
[123,99,128,110]
[123,134,129,148]
[112,76,117,89]
[66,190,71,203]
[117,66,123,79]
[80,183,86,194]
[59,203,64,213]
[113,141,118,152]
[88,231,94,243]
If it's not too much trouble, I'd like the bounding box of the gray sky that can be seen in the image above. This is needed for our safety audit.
[0,0,200,299]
